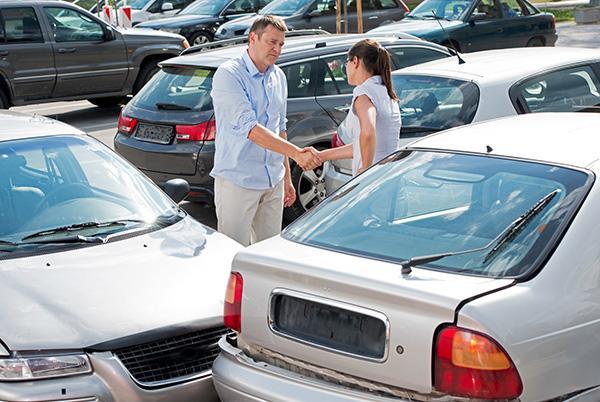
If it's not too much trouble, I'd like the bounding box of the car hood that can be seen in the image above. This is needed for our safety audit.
[120,26,184,41]
[0,217,242,351]
[369,18,462,37]
[137,14,218,28]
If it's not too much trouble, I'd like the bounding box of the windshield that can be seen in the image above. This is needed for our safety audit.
[408,0,473,20]
[128,0,153,10]
[133,67,215,112]
[180,0,230,15]
[0,135,180,254]
[284,151,591,278]
[260,0,312,16]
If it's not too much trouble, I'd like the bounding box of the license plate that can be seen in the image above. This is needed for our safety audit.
[134,123,174,144]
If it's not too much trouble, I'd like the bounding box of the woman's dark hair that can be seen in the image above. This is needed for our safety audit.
[348,39,398,101]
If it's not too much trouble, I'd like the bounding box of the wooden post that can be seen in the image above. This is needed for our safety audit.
[336,0,341,34]
[343,0,348,33]
[357,0,363,33]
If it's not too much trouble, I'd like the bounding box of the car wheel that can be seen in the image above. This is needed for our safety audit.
[527,37,545,47]
[88,96,126,108]
[133,62,160,94]
[190,31,212,46]
[284,160,327,222]
[0,89,9,109]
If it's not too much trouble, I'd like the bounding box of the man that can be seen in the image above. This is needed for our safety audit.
[210,15,321,246]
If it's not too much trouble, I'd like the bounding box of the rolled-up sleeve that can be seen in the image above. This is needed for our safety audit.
[211,67,257,137]
[279,71,288,134]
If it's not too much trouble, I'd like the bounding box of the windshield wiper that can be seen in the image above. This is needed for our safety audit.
[399,189,560,275]
[402,126,441,133]
[155,102,192,111]
[21,219,148,242]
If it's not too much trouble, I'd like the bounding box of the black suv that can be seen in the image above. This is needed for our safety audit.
[0,0,187,108]
[114,34,451,220]
[135,0,274,46]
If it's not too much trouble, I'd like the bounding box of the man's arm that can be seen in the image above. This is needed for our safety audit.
[279,131,296,207]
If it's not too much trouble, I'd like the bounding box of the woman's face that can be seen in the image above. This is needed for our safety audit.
[345,56,359,86]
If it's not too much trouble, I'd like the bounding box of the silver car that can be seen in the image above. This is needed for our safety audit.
[213,113,600,401]
[0,111,242,401]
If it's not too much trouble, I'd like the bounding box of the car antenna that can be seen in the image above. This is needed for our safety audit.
[431,10,465,65]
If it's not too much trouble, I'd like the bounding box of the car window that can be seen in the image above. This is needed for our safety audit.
[499,0,525,16]
[284,150,590,278]
[133,66,216,112]
[409,0,473,20]
[180,0,231,15]
[521,0,538,14]
[170,0,190,10]
[473,0,501,19]
[281,61,314,98]
[147,0,162,13]
[516,65,600,113]
[389,47,449,69]
[380,0,400,9]
[314,0,338,15]
[226,0,257,14]
[260,0,313,16]
[315,55,353,96]
[44,7,104,42]
[1,7,43,43]
[393,74,479,132]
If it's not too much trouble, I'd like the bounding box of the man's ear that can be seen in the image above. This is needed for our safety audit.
[249,31,256,45]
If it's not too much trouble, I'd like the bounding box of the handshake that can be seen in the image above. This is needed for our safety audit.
[293,146,324,171]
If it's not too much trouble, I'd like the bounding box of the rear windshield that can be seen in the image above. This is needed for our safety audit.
[393,74,479,134]
[132,67,215,112]
[284,150,591,278]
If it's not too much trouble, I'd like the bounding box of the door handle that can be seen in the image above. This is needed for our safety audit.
[0,51,8,56]
[496,27,503,32]
[368,15,379,19]
[334,104,351,112]
[57,47,77,54]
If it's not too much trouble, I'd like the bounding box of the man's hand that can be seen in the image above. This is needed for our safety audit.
[294,147,322,171]
[283,177,296,207]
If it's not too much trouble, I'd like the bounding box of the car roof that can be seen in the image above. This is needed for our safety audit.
[409,113,600,169]
[0,111,84,142]
[395,47,600,84]
[163,33,442,68]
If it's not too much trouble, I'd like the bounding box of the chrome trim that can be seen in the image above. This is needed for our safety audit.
[13,74,55,82]
[268,288,390,363]
[57,68,129,78]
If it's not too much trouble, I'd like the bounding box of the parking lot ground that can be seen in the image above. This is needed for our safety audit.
[557,21,600,47]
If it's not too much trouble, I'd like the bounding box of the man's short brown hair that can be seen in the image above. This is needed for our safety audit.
[249,15,288,37]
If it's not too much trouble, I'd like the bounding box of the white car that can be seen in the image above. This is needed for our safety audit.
[213,113,600,402]
[324,46,600,195]
[0,111,242,401]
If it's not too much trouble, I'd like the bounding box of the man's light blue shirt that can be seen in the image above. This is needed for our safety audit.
[210,50,287,190]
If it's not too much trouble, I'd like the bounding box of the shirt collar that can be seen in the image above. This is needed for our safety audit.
[367,75,383,85]
[242,50,273,78]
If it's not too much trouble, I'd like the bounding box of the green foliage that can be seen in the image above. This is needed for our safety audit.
[540,7,575,21]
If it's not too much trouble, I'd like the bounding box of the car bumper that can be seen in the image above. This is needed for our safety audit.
[213,336,412,402]
[546,33,558,46]
[0,351,218,402]
[323,160,352,196]
[114,133,215,203]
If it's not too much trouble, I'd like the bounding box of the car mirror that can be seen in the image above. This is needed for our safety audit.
[469,12,487,24]
[306,9,321,18]
[103,26,115,41]
[162,2,174,11]
[164,178,190,203]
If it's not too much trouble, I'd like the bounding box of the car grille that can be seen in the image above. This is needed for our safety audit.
[114,326,231,386]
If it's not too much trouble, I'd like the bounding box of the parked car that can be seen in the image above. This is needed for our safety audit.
[136,0,274,45]
[114,33,451,220]
[213,112,600,402]
[214,0,409,40]
[0,110,242,401]
[0,0,188,109]
[325,46,600,194]
[90,0,196,25]
[369,0,556,52]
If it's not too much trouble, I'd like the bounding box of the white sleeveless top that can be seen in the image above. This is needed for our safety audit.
[346,75,401,176]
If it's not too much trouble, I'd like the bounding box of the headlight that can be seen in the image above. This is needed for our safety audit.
[162,27,181,34]
[0,353,91,381]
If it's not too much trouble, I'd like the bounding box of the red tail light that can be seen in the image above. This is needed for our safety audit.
[399,0,410,13]
[175,119,216,142]
[117,113,137,135]
[550,14,556,29]
[434,326,522,399]
[224,272,243,332]
[331,131,345,148]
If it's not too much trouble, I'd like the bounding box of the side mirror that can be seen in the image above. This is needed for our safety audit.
[103,26,116,41]
[162,2,174,11]
[469,12,487,24]
[164,178,190,203]
[306,9,321,18]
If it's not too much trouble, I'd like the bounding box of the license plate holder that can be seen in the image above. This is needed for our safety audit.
[134,123,174,144]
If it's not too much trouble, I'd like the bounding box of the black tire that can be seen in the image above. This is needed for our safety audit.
[190,31,212,46]
[284,158,327,222]
[133,62,160,94]
[0,89,9,109]
[527,37,545,47]
[88,96,126,108]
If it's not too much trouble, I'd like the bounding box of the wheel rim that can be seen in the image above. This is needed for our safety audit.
[296,165,326,211]
[193,34,210,45]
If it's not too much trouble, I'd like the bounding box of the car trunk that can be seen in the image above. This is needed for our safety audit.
[233,236,514,394]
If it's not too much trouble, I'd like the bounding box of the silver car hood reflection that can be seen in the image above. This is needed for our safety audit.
[0,217,242,351]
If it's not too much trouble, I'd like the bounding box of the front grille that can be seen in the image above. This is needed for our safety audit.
[114,326,231,386]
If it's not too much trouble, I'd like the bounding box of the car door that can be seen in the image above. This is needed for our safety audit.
[43,6,128,98]
[359,0,405,31]
[387,45,451,69]
[498,0,541,46]
[0,6,55,102]
[462,0,506,52]
[304,0,339,33]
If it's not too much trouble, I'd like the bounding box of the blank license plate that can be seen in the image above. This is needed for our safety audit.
[134,123,174,144]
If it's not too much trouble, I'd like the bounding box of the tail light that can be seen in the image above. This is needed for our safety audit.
[331,131,345,148]
[117,113,137,135]
[176,119,216,142]
[550,14,556,30]
[434,326,522,399]
[224,272,243,332]
[399,0,410,13]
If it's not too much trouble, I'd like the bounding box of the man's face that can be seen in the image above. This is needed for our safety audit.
[249,25,285,68]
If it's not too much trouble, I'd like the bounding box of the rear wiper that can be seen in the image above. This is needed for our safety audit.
[399,189,560,275]
[155,102,192,111]
[21,219,147,242]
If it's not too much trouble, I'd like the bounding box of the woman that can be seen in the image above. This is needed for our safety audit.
[320,39,401,175]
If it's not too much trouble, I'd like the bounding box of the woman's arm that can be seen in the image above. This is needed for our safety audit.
[355,94,377,171]
[319,144,353,161]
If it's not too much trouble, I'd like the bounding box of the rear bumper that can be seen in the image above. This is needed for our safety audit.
[546,33,558,46]
[213,336,409,402]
